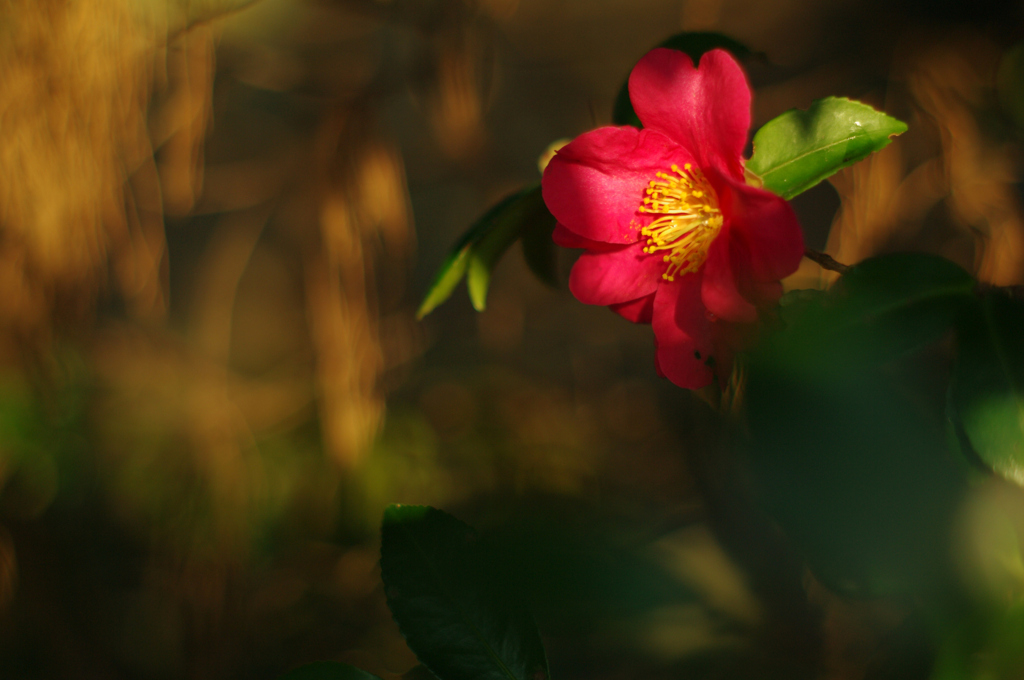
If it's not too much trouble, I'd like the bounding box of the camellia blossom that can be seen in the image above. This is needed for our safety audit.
[541,47,804,389]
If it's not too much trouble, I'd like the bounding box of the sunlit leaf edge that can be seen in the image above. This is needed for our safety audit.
[949,291,1024,488]
[466,184,546,311]
[747,96,908,200]
[416,189,528,318]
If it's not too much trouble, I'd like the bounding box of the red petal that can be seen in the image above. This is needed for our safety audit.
[552,223,619,252]
[568,242,664,306]
[542,126,689,245]
[701,232,758,324]
[610,294,655,323]
[628,48,750,179]
[651,274,716,389]
[727,234,785,305]
[716,170,805,282]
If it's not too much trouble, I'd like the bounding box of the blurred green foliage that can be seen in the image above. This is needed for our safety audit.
[742,254,975,597]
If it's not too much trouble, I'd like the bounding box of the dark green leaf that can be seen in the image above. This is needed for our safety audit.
[772,253,976,374]
[467,185,552,311]
[742,254,975,596]
[380,505,549,680]
[417,190,521,318]
[418,185,555,317]
[951,291,1024,487]
[278,662,383,680]
[403,665,442,680]
[482,499,699,627]
[612,32,755,127]
[519,201,558,288]
[828,252,977,361]
[658,32,756,62]
[998,41,1024,134]
[747,97,907,200]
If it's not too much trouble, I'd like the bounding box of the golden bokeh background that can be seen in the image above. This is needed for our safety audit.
[0,0,1022,677]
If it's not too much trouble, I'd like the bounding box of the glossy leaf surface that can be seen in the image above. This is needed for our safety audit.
[951,291,1024,487]
[747,97,907,200]
[380,505,549,680]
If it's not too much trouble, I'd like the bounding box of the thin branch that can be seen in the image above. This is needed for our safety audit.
[977,283,1024,300]
[804,248,849,274]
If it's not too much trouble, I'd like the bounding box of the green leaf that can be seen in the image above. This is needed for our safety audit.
[950,291,1024,487]
[467,185,551,311]
[403,665,442,680]
[998,41,1024,134]
[519,203,558,288]
[827,252,977,362]
[773,253,976,374]
[418,185,555,317]
[417,191,519,319]
[278,662,383,680]
[747,97,908,200]
[932,600,1024,680]
[417,246,473,319]
[742,254,975,596]
[612,32,755,127]
[380,505,550,680]
[482,501,699,625]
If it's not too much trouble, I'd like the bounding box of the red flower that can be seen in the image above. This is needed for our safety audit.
[541,47,804,389]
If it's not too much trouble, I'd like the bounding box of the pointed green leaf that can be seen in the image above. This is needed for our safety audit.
[419,185,555,317]
[380,505,549,680]
[278,662,383,680]
[747,97,907,200]
[612,32,755,127]
[466,184,550,311]
[417,191,522,319]
[951,291,1024,487]
[417,246,473,319]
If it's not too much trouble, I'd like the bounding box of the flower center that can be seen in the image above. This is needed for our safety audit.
[638,163,723,281]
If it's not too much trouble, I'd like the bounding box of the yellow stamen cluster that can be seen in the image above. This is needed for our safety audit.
[638,163,723,281]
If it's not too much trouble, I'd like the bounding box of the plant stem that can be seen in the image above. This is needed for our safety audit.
[804,248,849,274]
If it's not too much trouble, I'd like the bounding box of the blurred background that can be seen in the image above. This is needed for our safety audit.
[0,0,1023,677]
